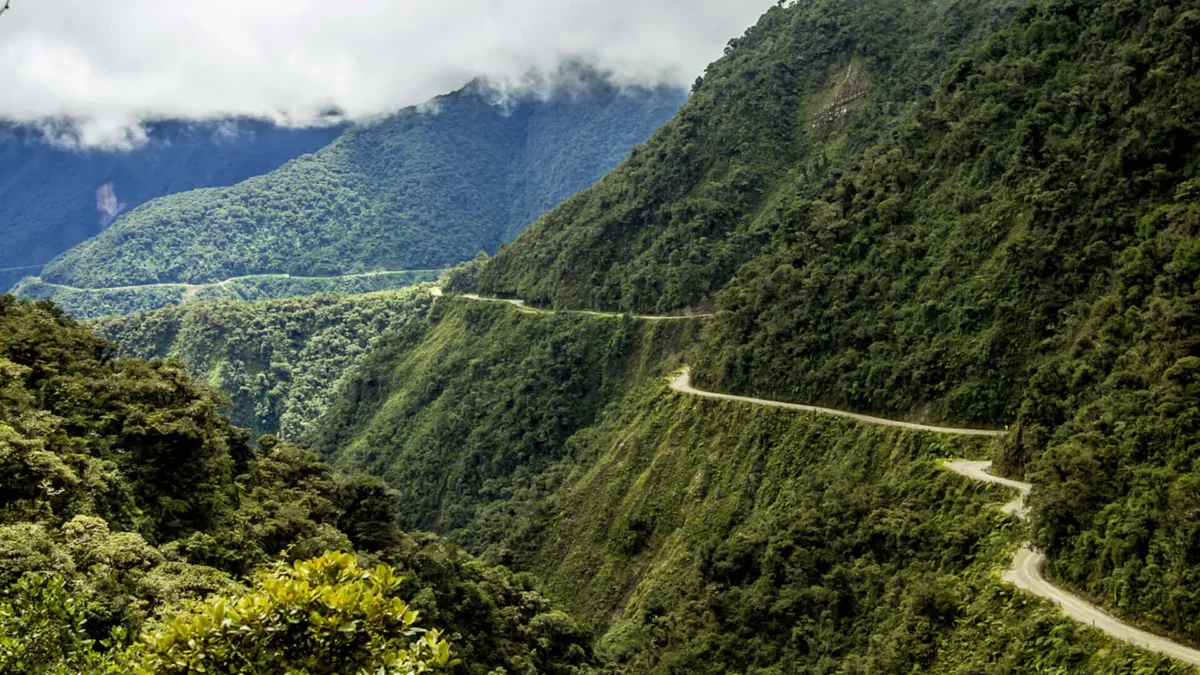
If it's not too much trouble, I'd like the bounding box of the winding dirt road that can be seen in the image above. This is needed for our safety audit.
[945,460,1200,667]
[666,367,1200,667]
[669,368,1007,436]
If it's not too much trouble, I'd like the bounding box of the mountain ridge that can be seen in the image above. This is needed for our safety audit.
[32,77,685,291]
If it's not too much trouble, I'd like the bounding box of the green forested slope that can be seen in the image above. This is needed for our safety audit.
[306,298,1181,673]
[307,297,702,545]
[694,0,1200,425]
[0,296,596,674]
[479,0,1024,311]
[0,119,345,291]
[35,77,683,290]
[89,288,433,440]
[473,0,1200,647]
[519,384,1176,674]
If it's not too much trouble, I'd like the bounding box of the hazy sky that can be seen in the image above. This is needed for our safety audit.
[0,0,770,147]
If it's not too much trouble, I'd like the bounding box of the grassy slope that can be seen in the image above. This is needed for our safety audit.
[306,298,701,542]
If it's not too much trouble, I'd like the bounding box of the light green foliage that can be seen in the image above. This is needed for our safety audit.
[0,573,131,675]
[35,76,683,290]
[91,288,433,439]
[135,552,459,675]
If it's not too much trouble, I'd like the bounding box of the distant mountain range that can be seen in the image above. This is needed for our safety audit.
[18,75,685,315]
[0,119,346,289]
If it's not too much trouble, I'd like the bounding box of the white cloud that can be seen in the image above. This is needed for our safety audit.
[0,0,770,148]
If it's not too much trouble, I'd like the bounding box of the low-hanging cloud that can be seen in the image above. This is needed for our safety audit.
[0,0,771,148]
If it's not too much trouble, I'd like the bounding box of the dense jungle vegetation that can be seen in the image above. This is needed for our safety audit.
[479,0,1025,311]
[11,269,437,319]
[475,0,1200,649]
[8,0,1200,669]
[90,288,433,440]
[0,296,597,674]
[34,74,683,290]
[303,298,1185,673]
[0,119,344,291]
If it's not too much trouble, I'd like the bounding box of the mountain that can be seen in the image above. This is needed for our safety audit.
[6,0,1200,669]
[31,76,686,293]
[452,0,1200,662]
[306,295,1166,673]
[0,119,345,290]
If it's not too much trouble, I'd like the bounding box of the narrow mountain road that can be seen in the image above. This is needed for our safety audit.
[945,460,1200,667]
[667,367,1200,667]
[669,368,1007,436]
[25,269,438,294]
[454,292,713,321]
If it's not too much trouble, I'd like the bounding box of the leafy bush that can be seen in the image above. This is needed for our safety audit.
[0,573,130,675]
[135,552,459,675]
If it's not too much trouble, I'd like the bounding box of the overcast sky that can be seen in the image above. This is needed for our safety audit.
[0,0,770,148]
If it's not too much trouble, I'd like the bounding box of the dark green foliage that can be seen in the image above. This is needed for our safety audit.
[1016,189,1200,639]
[696,0,1200,425]
[440,252,490,295]
[0,296,599,674]
[476,0,1200,647]
[511,384,1180,673]
[692,0,1200,644]
[36,76,683,289]
[90,288,433,439]
[480,0,1023,312]
[0,119,343,287]
[0,295,245,539]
